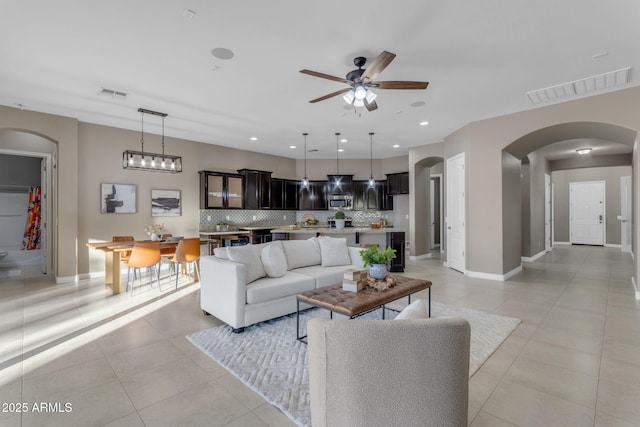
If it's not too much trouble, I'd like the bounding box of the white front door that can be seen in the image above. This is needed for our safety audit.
[446,153,465,273]
[570,181,605,246]
[620,176,632,253]
[545,173,551,251]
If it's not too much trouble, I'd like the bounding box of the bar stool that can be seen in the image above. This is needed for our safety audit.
[163,238,201,291]
[124,241,161,295]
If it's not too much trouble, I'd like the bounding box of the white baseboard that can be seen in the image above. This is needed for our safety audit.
[633,276,639,300]
[466,264,522,282]
[553,241,571,246]
[605,244,622,248]
[56,275,78,284]
[522,249,548,262]
[410,253,432,261]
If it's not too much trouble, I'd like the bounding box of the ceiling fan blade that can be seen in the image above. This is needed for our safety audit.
[300,69,350,84]
[309,88,351,103]
[360,51,396,83]
[365,99,378,112]
[376,81,429,90]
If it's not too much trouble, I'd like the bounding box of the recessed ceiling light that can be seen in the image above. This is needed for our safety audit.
[393,144,400,148]
[289,145,296,149]
[338,149,344,152]
[340,139,347,143]
[419,121,429,126]
[576,148,592,155]
[211,47,234,60]
[250,137,258,141]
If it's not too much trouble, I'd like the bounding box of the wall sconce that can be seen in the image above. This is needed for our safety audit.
[123,108,182,173]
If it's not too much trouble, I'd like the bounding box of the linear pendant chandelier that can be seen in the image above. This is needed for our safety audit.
[123,108,182,173]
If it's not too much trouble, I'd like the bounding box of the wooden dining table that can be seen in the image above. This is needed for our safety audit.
[86,240,187,295]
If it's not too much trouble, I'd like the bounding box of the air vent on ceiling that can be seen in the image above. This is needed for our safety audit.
[526,67,631,105]
[99,88,128,99]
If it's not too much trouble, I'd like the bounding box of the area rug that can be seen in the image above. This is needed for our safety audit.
[187,302,520,427]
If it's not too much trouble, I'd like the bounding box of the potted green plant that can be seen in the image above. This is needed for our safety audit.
[216,221,229,232]
[334,209,346,229]
[359,246,397,280]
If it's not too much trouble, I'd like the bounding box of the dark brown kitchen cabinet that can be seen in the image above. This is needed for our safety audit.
[386,231,405,272]
[271,179,298,210]
[238,169,272,210]
[326,174,353,195]
[199,171,244,209]
[353,180,393,211]
[299,181,328,210]
[386,172,409,195]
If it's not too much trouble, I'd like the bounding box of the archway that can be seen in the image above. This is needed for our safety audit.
[502,121,636,270]
[411,156,444,260]
[0,129,57,277]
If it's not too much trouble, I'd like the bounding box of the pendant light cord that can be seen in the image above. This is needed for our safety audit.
[303,132,308,178]
[140,110,145,153]
[335,132,340,174]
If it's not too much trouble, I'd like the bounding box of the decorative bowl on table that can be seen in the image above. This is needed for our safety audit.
[370,222,382,229]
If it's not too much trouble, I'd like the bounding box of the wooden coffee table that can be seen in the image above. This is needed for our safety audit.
[296,275,432,342]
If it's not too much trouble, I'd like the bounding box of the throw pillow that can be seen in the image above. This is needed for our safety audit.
[261,241,287,278]
[227,245,266,284]
[317,236,351,267]
[281,239,322,269]
[213,247,228,259]
[395,299,429,320]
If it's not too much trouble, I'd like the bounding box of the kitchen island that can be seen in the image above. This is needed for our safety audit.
[271,227,406,272]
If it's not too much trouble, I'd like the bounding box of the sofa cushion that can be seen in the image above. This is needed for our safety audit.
[261,241,287,278]
[227,245,265,284]
[246,271,316,304]
[294,264,352,288]
[318,236,351,267]
[395,299,429,320]
[281,238,322,270]
[213,247,228,259]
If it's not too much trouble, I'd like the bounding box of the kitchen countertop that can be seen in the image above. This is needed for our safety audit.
[199,230,251,236]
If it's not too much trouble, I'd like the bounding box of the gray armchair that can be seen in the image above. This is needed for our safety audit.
[307,317,471,427]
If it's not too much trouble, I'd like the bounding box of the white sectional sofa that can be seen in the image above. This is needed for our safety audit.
[200,236,365,332]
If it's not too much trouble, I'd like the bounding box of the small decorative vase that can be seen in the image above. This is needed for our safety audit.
[150,233,160,241]
[334,219,345,229]
[368,263,387,280]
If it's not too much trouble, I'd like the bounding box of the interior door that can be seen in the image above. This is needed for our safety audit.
[446,153,465,273]
[570,181,605,245]
[545,173,551,251]
[620,176,632,253]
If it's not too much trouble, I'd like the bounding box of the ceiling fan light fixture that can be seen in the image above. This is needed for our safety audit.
[353,98,365,108]
[354,85,367,100]
[342,90,355,104]
[576,148,592,155]
[365,89,377,103]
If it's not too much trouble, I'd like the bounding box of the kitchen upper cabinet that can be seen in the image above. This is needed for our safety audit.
[299,181,328,210]
[270,179,298,210]
[199,171,244,209]
[284,180,299,210]
[327,175,353,195]
[387,172,409,195]
[238,169,271,210]
[353,180,393,211]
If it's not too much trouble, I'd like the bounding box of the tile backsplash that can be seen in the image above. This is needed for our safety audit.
[199,209,390,227]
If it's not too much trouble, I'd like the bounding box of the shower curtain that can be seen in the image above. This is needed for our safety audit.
[21,186,41,250]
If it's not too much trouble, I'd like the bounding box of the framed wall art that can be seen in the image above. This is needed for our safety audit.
[101,183,136,213]
[151,189,181,217]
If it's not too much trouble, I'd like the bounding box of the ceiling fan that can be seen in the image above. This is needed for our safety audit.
[300,51,428,112]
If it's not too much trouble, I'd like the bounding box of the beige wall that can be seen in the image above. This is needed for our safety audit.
[521,152,551,258]
[552,166,631,245]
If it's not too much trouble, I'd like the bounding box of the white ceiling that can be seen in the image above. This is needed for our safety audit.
[1,1,639,160]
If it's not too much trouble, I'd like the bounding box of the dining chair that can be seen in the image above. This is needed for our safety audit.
[163,237,200,291]
[112,235,134,262]
[124,241,161,295]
